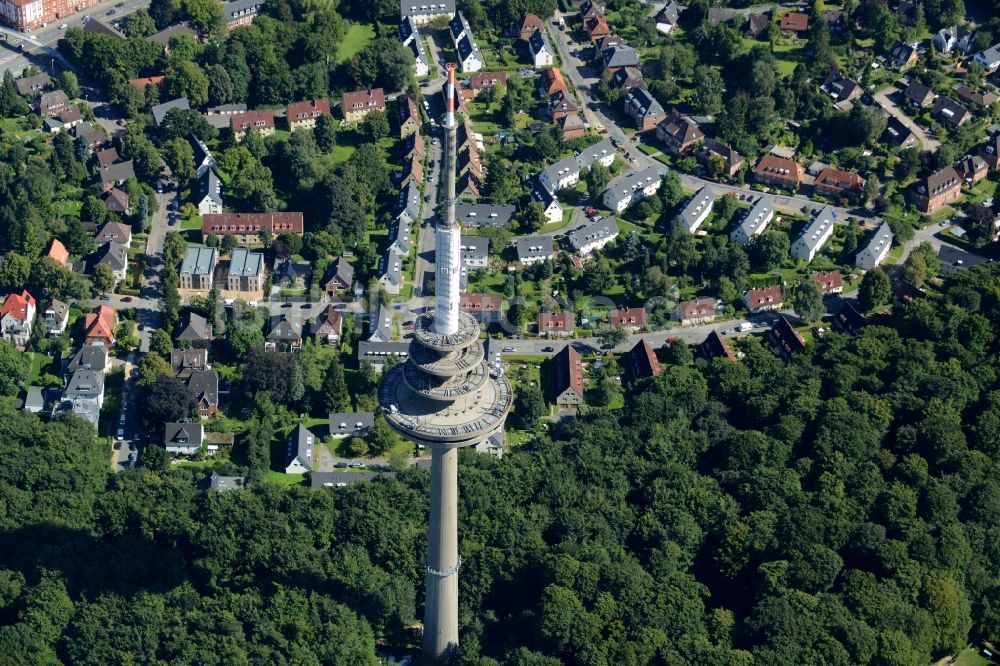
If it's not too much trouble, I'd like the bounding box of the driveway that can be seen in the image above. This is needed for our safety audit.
[873,88,940,151]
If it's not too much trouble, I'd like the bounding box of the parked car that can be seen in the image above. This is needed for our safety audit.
[129,442,136,451]
[59,23,67,29]
[116,427,124,438]
[121,296,132,302]
[541,346,554,352]
[113,441,122,450]
[502,346,516,352]
[128,452,136,463]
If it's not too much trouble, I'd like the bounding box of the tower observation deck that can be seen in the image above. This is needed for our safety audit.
[378,64,511,663]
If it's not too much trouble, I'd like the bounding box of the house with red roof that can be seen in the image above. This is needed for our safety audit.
[83,305,117,346]
[538,311,574,337]
[1,290,36,348]
[44,239,69,266]
[551,345,584,407]
[287,99,330,132]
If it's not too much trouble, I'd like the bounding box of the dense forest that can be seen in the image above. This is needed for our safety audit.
[3,263,1000,665]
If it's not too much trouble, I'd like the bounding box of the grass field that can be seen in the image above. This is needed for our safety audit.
[263,471,309,487]
[25,353,53,385]
[337,23,375,64]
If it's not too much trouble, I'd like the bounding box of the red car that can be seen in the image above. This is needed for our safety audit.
[585,207,598,216]
[121,296,133,302]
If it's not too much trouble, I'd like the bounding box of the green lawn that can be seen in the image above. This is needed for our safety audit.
[25,352,53,385]
[954,647,992,666]
[263,471,308,487]
[337,23,375,64]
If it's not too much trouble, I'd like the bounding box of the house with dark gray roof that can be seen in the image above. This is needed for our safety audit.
[455,202,516,228]
[730,195,774,245]
[66,345,108,375]
[200,471,246,491]
[516,235,554,265]
[99,160,135,190]
[932,96,970,128]
[265,315,303,351]
[531,184,563,223]
[274,259,311,289]
[151,97,190,126]
[196,167,223,215]
[186,369,219,417]
[602,45,640,71]
[623,88,666,131]
[164,422,204,455]
[368,302,393,342]
[176,311,213,344]
[379,249,404,295]
[397,180,421,226]
[567,217,620,255]
[14,73,51,97]
[322,256,354,295]
[92,241,129,285]
[170,348,209,377]
[679,186,715,233]
[285,423,317,473]
[329,412,376,438]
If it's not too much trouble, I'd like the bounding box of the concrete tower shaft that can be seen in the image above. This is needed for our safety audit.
[435,64,460,336]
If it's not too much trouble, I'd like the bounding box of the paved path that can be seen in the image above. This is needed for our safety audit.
[873,88,940,151]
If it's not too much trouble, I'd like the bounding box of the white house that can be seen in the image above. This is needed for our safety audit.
[602,166,661,213]
[42,299,69,336]
[974,43,1000,72]
[0,290,36,348]
[285,424,316,473]
[460,235,489,268]
[855,222,894,270]
[730,195,774,245]
[539,155,580,193]
[328,412,375,439]
[567,218,619,256]
[196,167,224,215]
[791,205,836,262]
[450,12,484,72]
[679,185,715,233]
[399,16,431,77]
[516,235,555,265]
[528,28,554,67]
[532,185,563,222]
[379,249,403,295]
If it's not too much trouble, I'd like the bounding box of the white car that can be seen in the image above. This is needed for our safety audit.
[59,23,67,29]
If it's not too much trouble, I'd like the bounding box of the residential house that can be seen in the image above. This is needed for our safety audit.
[67,348,109,379]
[322,257,354,296]
[329,412,375,438]
[579,0,603,21]
[179,246,218,290]
[203,103,248,129]
[745,14,769,39]
[603,166,661,213]
[567,217,619,255]
[457,172,482,198]
[730,195,775,245]
[44,107,83,133]
[22,386,46,414]
[396,181,422,227]
[973,43,1000,72]
[287,99,330,131]
[398,95,420,138]
[151,97,190,126]
[655,112,704,155]
[96,221,132,247]
[744,285,784,313]
[834,301,867,336]
[883,116,919,149]
[164,422,204,455]
[37,90,68,117]
[456,202,516,228]
[655,1,681,34]
[193,164,223,215]
[282,424,316,473]
[265,315,303,351]
[82,18,127,41]
[625,339,661,381]
[696,138,744,178]
[528,28,554,67]
[231,109,276,140]
[809,270,844,295]
[593,33,623,55]
[223,0,262,29]
[357,341,409,372]
[227,248,266,292]
[400,0,455,25]
[855,222,894,270]
[95,147,120,170]
[405,132,426,162]
[538,311,574,337]
[585,15,611,42]
[910,167,961,213]
[368,302,393,343]
[389,219,413,256]
[559,112,586,139]
[932,26,972,54]
[0,290,36,348]
[531,186,563,223]
[14,73,51,97]
[753,155,804,190]
[379,248,403,295]
[72,121,104,151]
[470,71,508,97]
[274,259,311,289]
[979,133,1000,169]
[780,12,808,32]
[769,315,805,361]
[102,188,130,215]
[539,155,580,192]
[314,306,343,345]
[399,16,430,77]
[953,84,998,108]
[602,44,641,71]
[176,311,213,346]
[62,369,104,426]
[460,293,502,323]
[92,241,128,285]
[514,12,543,40]
[678,186,715,233]
[450,12,483,72]
[576,137,617,170]
[894,280,926,306]
[44,239,69,266]
[904,80,936,107]
[460,235,489,268]
[624,88,666,132]
[610,307,646,332]
[538,68,568,97]
[99,159,135,191]
[932,96,970,128]
[700,330,736,362]
[41,299,69,336]
[145,23,197,53]
[887,41,919,70]
[676,297,717,326]
[611,66,645,91]
[549,89,578,121]
[199,471,245,491]
[202,212,304,241]
[186,368,219,418]
[814,166,864,200]
[551,345,584,407]
[791,205,836,262]
[957,155,988,184]
[821,70,863,105]
[516,235,555,265]
[170,348,208,377]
